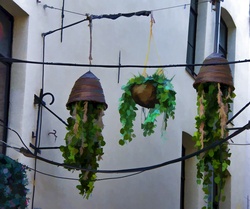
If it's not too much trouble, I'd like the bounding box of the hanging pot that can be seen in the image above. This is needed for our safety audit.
[193,52,234,90]
[67,71,108,109]
[131,81,158,108]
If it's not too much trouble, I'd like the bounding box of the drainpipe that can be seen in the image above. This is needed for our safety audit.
[213,0,221,53]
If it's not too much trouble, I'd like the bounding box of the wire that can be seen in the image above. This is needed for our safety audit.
[41,1,210,37]
[0,140,20,151]
[43,4,87,16]
[2,117,249,174]
[0,140,144,181]
[2,118,250,174]
[16,122,250,174]
[0,122,30,151]
[229,143,250,146]
[43,1,210,16]
[1,56,249,69]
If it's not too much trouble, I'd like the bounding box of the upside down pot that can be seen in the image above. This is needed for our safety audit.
[67,71,108,109]
[193,52,234,90]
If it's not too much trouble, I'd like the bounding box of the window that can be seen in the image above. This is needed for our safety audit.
[186,0,198,76]
[219,18,228,58]
[0,6,13,154]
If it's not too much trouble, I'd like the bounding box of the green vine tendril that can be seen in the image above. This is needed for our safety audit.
[193,82,235,208]
[119,71,176,145]
[60,101,106,199]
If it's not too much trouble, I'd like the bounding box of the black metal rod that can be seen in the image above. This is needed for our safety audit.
[118,51,121,83]
[227,101,250,125]
[31,89,43,209]
[60,0,65,42]
[42,18,88,37]
[39,146,61,150]
[34,95,68,126]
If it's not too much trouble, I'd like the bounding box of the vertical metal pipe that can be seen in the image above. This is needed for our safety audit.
[60,0,65,42]
[214,0,221,53]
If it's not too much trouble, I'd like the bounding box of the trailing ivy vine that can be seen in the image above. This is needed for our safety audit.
[193,82,235,208]
[0,154,29,209]
[119,70,176,145]
[60,101,106,199]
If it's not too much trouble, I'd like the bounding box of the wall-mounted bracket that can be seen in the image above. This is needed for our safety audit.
[29,143,41,154]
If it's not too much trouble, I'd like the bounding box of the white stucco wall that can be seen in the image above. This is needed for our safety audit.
[1,0,250,208]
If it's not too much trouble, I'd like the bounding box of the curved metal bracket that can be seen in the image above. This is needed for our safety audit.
[34,89,68,126]
[34,91,55,106]
[41,92,55,105]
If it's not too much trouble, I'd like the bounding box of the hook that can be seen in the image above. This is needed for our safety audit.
[48,130,57,141]
[41,92,55,105]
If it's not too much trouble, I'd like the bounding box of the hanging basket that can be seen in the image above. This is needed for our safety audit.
[118,72,176,145]
[67,71,108,109]
[193,52,234,90]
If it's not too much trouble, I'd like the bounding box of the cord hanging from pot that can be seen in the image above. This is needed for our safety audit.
[87,15,93,68]
[142,12,163,77]
[142,13,154,77]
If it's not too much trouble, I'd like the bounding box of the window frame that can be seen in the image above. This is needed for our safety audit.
[0,6,13,154]
[186,0,198,77]
[219,18,228,58]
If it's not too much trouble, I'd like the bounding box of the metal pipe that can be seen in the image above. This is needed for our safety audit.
[214,0,221,53]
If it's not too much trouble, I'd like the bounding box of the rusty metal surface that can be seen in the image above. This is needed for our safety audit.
[67,71,108,109]
[193,53,234,90]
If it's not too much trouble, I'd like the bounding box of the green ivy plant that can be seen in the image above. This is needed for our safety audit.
[119,69,176,145]
[0,154,29,209]
[193,82,235,209]
[60,101,106,199]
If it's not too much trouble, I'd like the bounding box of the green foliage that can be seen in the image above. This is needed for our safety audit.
[60,101,106,199]
[119,71,176,145]
[0,154,29,209]
[193,83,235,208]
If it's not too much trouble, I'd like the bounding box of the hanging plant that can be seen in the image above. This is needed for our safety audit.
[119,68,176,145]
[60,71,108,198]
[60,101,106,199]
[193,53,235,208]
[119,15,176,145]
[0,154,29,209]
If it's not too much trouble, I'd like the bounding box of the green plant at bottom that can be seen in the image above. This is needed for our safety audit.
[0,154,29,209]
[119,70,176,145]
[193,82,235,209]
[60,101,106,199]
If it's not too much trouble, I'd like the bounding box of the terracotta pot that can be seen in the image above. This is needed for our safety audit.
[131,82,158,108]
[67,71,108,109]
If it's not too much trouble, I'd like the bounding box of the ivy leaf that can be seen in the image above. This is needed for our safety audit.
[119,140,125,146]
[222,162,228,171]
[214,176,221,184]
[208,150,214,157]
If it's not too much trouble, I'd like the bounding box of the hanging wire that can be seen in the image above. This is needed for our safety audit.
[1,56,249,69]
[1,121,249,174]
[40,1,210,38]
[229,143,250,146]
[0,140,144,182]
[43,1,210,17]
